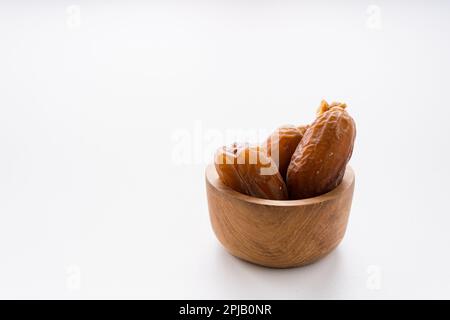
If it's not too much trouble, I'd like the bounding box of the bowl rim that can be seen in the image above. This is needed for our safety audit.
[206,164,355,207]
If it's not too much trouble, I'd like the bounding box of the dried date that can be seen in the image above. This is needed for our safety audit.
[286,102,356,199]
[215,143,288,200]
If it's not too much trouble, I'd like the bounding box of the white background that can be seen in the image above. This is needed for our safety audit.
[0,1,449,299]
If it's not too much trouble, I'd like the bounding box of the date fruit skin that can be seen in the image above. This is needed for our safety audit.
[286,103,356,199]
[215,143,288,200]
[263,125,306,180]
[316,100,347,117]
[297,124,309,136]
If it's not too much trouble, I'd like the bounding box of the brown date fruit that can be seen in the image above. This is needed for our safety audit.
[263,125,306,180]
[297,124,309,136]
[215,143,288,200]
[316,100,347,117]
[286,102,356,199]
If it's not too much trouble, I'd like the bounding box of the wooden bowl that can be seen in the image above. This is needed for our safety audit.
[205,164,355,268]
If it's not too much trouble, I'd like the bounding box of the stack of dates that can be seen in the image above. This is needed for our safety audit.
[214,100,356,200]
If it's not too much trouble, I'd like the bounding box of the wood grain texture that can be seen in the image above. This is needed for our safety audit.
[205,164,355,268]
